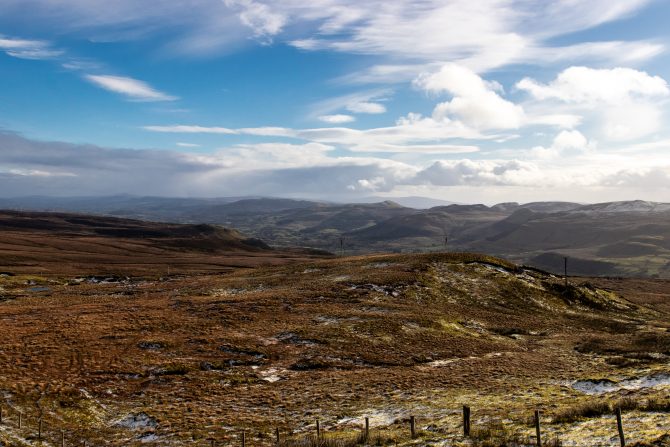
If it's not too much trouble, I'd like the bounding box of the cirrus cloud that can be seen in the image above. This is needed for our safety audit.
[84,74,178,102]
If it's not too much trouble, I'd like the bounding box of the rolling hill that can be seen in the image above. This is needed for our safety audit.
[2,196,670,277]
[0,210,329,276]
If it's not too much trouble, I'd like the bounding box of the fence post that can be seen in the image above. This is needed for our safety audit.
[275,427,280,445]
[241,431,246,447]
[364,417,369,442]
[316,419,321,439]
[410,415,416,439]
[210,439,214,447]
[0,405,2,424]
[62,430,66,447]
[463,406,470,437]
[18,411,22,429]
[616,408,626,447]
[534,410,542,447]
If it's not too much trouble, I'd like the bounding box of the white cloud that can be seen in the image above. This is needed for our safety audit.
[516,66,669,104]
[223,0,286,42]
[0,36,62,60]
[0,1,659,70]
[3,131,670,202]
[530,130,593,160]
[414,63,525,130]
[318,114,355,124]
[310,89,391,119]
[85,75,178,102]
[176,142,201,148]
[143,120,486,153]
[518,66,670,141]
[415,159,543,187]
[346,101,386,114]
[145,125,236,134]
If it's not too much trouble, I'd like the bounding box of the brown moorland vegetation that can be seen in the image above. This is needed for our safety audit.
[1,242,670,445]
[0,210,330,276]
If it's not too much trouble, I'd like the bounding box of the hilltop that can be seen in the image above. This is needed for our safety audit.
[0,210,329,276]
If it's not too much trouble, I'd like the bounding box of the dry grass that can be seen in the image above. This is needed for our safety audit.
[0,250,669,445]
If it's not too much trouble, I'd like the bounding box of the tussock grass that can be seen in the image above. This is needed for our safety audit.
[553,401,612,423]
[470,420,562,447]
[553,396,670,424]
[280,431,396,447]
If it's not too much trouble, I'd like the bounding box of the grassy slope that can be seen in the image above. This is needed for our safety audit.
[0,210,328,276]
[1,253,669,446]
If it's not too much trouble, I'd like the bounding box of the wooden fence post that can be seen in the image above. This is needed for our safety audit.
[275,427,280,445]
[241,431,246,447]
[38,418,42,440]
[210,438,214,447]
[564,257,568,287]
[616,408,626,447]
[316,419,321,439]
[18,411,22,429]
[0,405,2,424]
[534,410,542,447]
[61,430,65,447]
[364,417,369,442]
[410,415,416,439]
[463,406,471,437]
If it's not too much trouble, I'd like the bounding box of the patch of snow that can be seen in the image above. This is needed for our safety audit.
[349,283,400,297]
[115,413,158,430]
[314,316,361,325]
[573,373,670,395]
[257,367,288,383]
[138,433,159,443]
[476,263,511,275]
[331,275,351,282]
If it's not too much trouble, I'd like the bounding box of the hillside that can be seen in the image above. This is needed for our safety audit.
[0,210,329,276]
[1,253,669,446]
[2,197,670,277]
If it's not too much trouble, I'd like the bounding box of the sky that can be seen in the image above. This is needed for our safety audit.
[1,0,670,204]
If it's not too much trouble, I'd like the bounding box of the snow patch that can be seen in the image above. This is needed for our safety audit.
[115,413,158,430]
[573,373,670,395]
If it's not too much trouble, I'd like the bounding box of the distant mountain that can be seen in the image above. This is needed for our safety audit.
[2,196,670,277]
[351,196,459,209]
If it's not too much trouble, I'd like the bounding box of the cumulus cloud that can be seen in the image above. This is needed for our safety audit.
[530,130,593,159]
[414,64,525,130]
[84,75,178,102]
[3,132,670,201]
[516,66,669,104]
[518,66,670,141]
[318,114,355,124]
[415,159,543,187]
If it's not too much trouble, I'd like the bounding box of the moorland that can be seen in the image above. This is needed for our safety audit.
[1,211,670,446]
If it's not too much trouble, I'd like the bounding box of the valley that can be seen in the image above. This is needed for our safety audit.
[3,196,670,278]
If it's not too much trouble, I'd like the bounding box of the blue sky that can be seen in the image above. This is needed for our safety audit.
[1,0,670,203]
